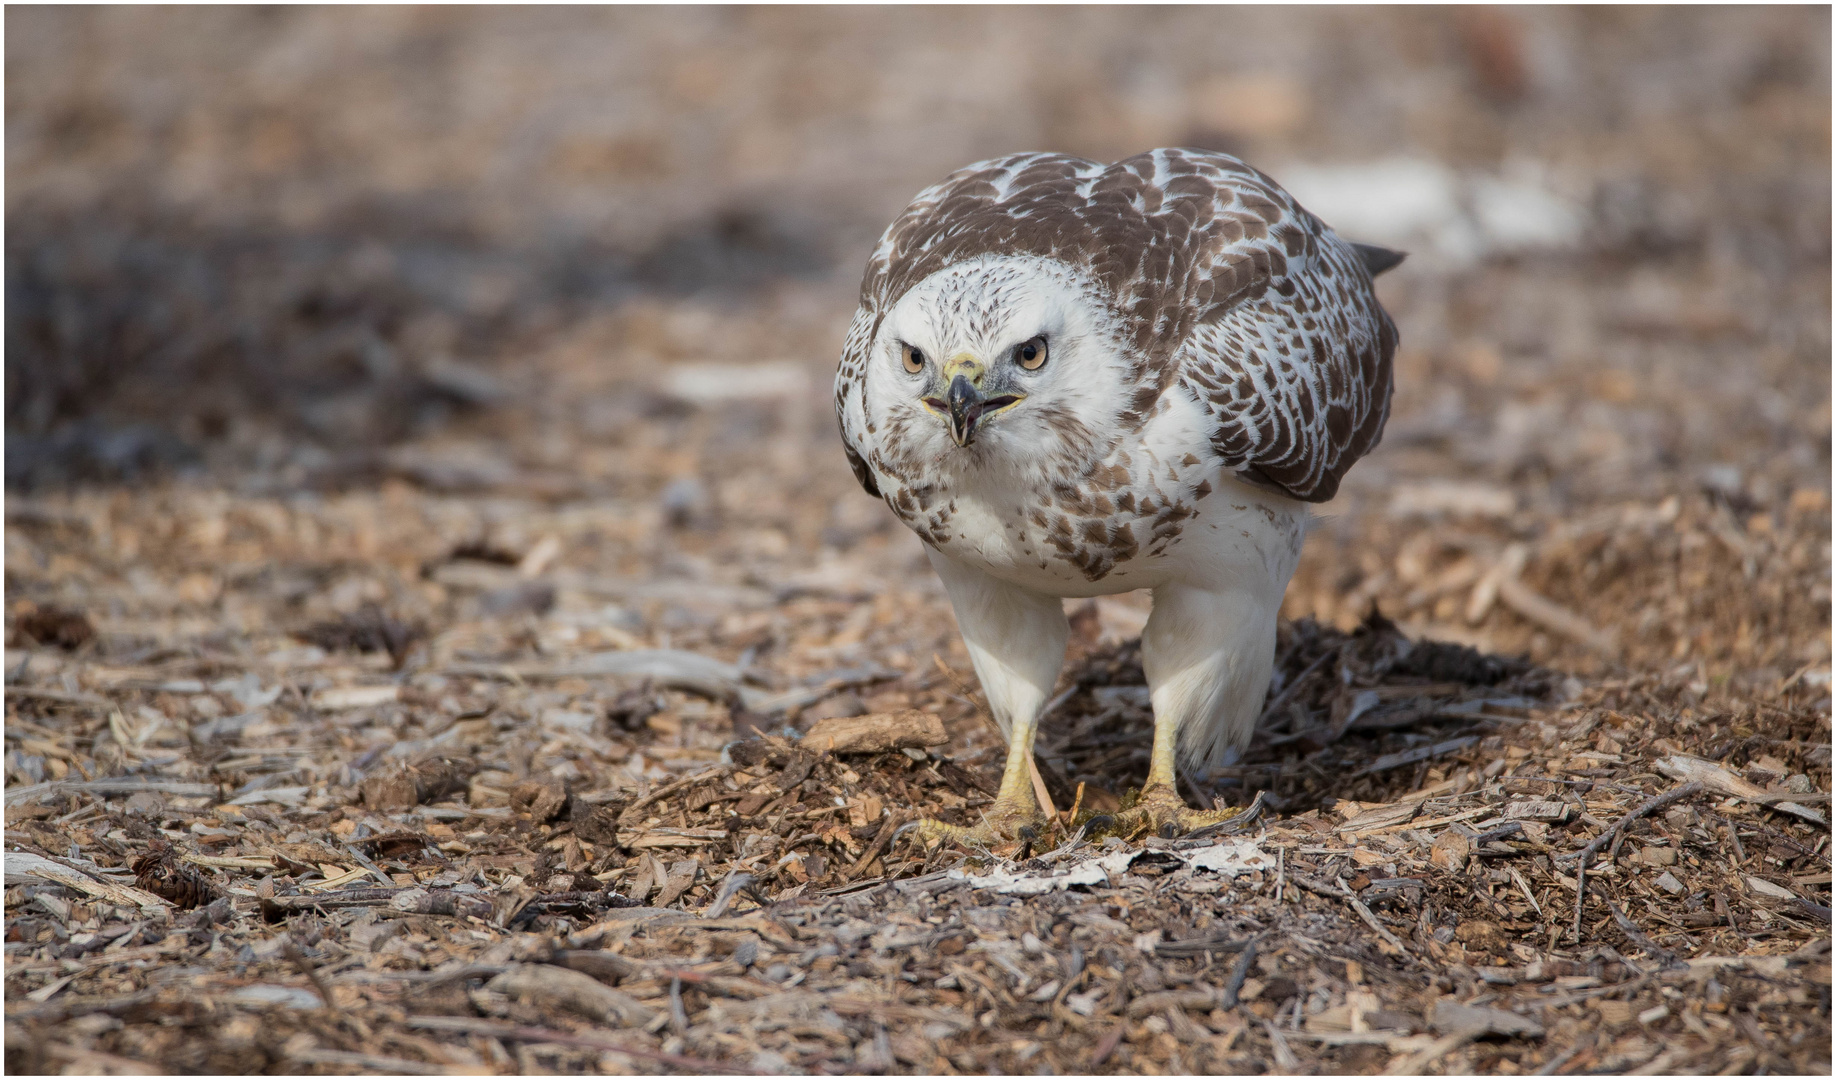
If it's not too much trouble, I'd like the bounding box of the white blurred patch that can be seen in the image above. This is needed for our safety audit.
[1276,157,1587,267]
[1470,174,1586,252]
[662,361,808,404]
[1387,479,1518,519]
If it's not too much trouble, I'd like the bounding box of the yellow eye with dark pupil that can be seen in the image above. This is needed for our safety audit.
[902,346,924,374]
[1016,336,1048,370]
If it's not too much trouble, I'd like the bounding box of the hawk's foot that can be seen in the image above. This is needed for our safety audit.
[899,795,1056,856]
[1078,783,1252,842]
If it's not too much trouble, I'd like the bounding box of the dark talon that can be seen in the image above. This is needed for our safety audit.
[1083,814,1116,836]
[1158,821,1181,839]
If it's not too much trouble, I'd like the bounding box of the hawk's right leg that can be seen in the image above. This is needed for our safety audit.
[902,548,1067,851]
[1091,580,1280,839]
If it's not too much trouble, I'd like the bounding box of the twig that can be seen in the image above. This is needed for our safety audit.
[1390,1030,1477,1075]
[1257,649,1335,723]
[703,870,754,919]
[4,686,113,707]
[4,778,220,806]
[668,975,688,1034]
[1219,937,1260,1009]
[1474,820,1524,846]
[1337,876,1409,955]
[342,842,397,888]
[1536,975,1655,1009]
[619,767,733,823]
[1183,790,1267,840]
[289,1049,454,1075]
[1088,1023,1125,1068]
[1509,866,1544,920]
[284,939,342,1016]
[1025,754,1058,819]
[1599,890,1678,967]
[1037,684,1078,724]
[844,808,910,885]
[1179,763,1215,810]
[1263,1020,1300,1071]
[1532,1040,1586,1076]
[404,1016,757,1073]
[1289,872,1342,899]
[1496,576,1619,657]
[1561,781,1703,942]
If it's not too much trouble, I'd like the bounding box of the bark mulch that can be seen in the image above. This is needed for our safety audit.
[5,504,1828,1073]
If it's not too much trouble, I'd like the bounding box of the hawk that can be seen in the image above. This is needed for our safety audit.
[834,149,1400,844]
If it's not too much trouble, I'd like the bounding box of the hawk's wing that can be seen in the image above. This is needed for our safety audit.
[1150,149,1399,503]
[835,148,1398,503]
[835,307,881,498]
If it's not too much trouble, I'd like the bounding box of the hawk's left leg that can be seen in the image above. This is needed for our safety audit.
[904,548,1067,850]
[1095,581,1279,839]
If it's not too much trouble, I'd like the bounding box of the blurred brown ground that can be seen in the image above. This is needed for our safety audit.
[3,7,1830,1076]
[9,6,1829,675]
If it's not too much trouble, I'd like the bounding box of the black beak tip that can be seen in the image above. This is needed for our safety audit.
[946,375,981,445]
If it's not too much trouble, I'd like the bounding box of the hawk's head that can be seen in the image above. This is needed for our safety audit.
[866,255,1134,479]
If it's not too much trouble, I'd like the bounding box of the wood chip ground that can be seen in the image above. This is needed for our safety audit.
[5,8,1830,1075]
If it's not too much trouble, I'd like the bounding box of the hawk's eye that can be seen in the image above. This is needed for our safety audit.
[1015,336,1048,371]
[902,345,925,374]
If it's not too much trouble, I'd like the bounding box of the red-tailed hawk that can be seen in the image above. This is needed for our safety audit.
[835,149,1400,843]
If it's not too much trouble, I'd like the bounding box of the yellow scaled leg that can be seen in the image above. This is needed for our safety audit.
[1080,708,1247,840]
[902,712,1055,853]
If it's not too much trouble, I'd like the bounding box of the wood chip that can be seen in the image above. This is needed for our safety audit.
[1655,754,1829,824]
[802,710,948,755]
[5,852,170,913]
[485,964,659,1027]
[311,685,400,710]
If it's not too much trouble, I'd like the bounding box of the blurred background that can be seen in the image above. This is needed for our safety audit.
[5,5,1830,677]
[5,13,1831,1071]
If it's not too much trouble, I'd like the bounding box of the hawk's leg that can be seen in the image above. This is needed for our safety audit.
[904,550,1067,850]
[1091,582,1278,839]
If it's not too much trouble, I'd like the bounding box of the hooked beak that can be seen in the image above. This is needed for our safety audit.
[922,355,1023,447]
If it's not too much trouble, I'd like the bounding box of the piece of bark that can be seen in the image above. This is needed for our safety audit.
[1655,754,1827,825]
[511,780,567,822]
[1431,999,1544,1038]
[486,963,658,1027]
[257,887,496,921]
[557,949,644,985]
[5,852,169,913]
[14,605,96,650]
[402,1016,747,1073]
[131,847,218,909]
[1496,576,1619,657]
[1338,802,1420,838]
[802,710,948,756]
[361,758,474,810]
[653,860,700,908]
[1502,800,1570,822]
[1430,832,1471,874]
[771,749,818,792]
[725,736,794,768]
[571,797,627,844]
